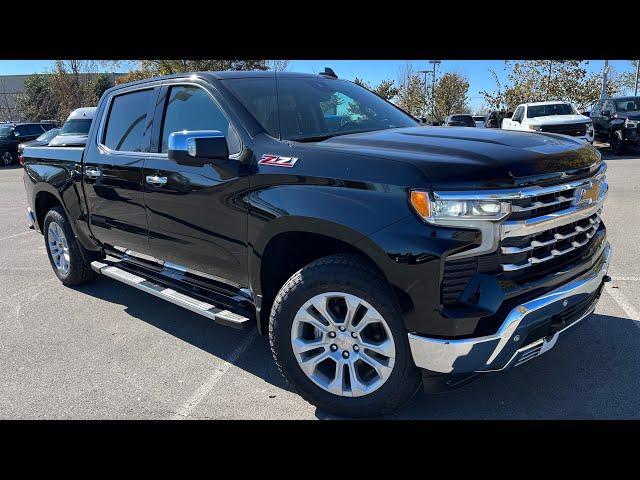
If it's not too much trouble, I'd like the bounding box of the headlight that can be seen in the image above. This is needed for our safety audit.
[625,118,637,128]
[528,125,543,131]
[584,122,593,129]
[410,191,510,223]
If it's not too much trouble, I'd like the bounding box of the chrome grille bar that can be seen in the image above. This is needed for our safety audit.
[510,195,574,212]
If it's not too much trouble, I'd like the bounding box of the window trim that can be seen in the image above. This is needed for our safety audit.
[97,85,158,156]
[153,81,244,159]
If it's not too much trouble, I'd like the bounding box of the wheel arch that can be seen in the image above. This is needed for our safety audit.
[251,217,400,335]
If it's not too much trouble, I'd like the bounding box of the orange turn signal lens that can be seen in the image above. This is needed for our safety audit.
[410,191,430,218]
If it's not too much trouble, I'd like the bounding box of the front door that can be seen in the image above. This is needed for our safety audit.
[142,82,249,287]
[83,86,157,255]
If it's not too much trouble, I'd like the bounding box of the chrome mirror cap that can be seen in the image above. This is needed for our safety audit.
[168,130,225,157]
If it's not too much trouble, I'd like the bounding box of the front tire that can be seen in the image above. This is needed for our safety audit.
[43,206,96,286]
[610,130,626,155]
[269,254,421,417]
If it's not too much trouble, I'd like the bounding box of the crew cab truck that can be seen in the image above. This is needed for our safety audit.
[23,71,611,417]
[502,101,594,143]
[591,96,640,155]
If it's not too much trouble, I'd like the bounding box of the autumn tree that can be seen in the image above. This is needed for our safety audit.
[117,60,270,84]
[620,60,639,95]
[481,60,620,112]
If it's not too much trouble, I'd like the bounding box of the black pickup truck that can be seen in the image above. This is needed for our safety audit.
[22,70,611,417]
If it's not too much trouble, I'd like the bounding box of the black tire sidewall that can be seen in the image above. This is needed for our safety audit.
[269,257,421,417]
[611,131,625,155]
[43,207,93,286]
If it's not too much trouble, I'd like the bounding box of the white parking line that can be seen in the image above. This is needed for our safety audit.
[170,329,259,419]
[0,231,32,242]
[610,277,640,282]
[605,284,640,328]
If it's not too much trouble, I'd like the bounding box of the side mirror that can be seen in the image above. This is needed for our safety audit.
[168,130,229,164]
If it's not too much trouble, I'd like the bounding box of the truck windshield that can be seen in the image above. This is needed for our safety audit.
[59,118,92,136]
[0,125,13,137]
[615,98,640,112]
[527,103,576,118]
[222,76,418,142]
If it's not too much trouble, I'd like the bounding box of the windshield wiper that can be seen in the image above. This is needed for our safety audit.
[288,129,380,143]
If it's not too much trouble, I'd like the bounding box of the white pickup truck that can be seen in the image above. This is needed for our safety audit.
[502,101,594,143]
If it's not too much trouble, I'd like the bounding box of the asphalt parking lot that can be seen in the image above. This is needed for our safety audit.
[1,145,639,419]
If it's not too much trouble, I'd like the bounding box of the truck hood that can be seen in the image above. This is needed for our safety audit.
[48,134,88,147]
[617,111,640,120]
[319,126,601,189]
[527,114,590,125]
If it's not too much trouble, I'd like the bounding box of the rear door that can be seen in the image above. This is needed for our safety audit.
[142,80,249,287]
[82,85,158,255]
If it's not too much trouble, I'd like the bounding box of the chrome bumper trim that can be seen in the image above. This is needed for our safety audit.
[408,242,611,374]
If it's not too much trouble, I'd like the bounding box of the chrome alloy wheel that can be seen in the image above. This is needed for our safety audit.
[2,151,12,166]
[47,221,70,274]
[291,292,396,397]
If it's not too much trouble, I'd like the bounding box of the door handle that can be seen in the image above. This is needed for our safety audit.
[85,168,101,178]
[146,175,167,186]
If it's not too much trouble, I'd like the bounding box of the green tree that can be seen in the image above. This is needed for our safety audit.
[396,63,425,117]
[92,73,114,101]
[16,74,58,121]
[354,77,399,101]
[620,60,639,95]
[433,72,470,122]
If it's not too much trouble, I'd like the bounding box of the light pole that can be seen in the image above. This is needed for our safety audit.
[635,60,639,96]
[418,70,429,118]
[601,60,610,99]
[428,60,441,121]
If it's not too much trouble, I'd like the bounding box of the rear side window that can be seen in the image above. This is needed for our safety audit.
[159,85,240,154]
[15,124,42,136]
[103,89,154,152]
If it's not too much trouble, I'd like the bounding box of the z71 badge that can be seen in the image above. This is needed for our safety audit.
[258,154,299,168]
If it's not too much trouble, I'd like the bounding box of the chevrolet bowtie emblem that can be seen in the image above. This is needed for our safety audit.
[577,182,601,205]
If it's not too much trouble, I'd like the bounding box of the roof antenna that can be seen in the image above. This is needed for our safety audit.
[320,67,338,79]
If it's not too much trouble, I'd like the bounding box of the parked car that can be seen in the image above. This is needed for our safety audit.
[485,111,506,128]
[590,96,640,155]
[0,122,57,166]
[18,128,61,165]
[502,101,593,143]
[48,107,96,147]
[444,114,476,127]
[473,115,486,128]
[22,71,610,417]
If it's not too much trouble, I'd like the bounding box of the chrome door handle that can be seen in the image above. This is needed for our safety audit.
[85,168,101,178]
[146,175,167,186]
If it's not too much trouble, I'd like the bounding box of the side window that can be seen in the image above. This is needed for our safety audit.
[14,125,30,136]
[603,100,614,114]
[27,124,45,135]
[592,101,602,116]
[103,89,154,152]
[513,107,524,122]
[159,85,240,154]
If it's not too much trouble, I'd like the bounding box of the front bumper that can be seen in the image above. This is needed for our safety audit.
[408,241,611,374]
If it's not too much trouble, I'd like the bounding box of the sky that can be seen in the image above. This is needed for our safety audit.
[0,59,635,111]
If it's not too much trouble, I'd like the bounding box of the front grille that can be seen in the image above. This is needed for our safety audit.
[540,123,587,136]
[508,189,577,221]
[500,211,602,272]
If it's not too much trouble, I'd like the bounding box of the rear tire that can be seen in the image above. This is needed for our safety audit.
[610,130,626,155]
[43,206,96,286]
[269,253,422,418]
